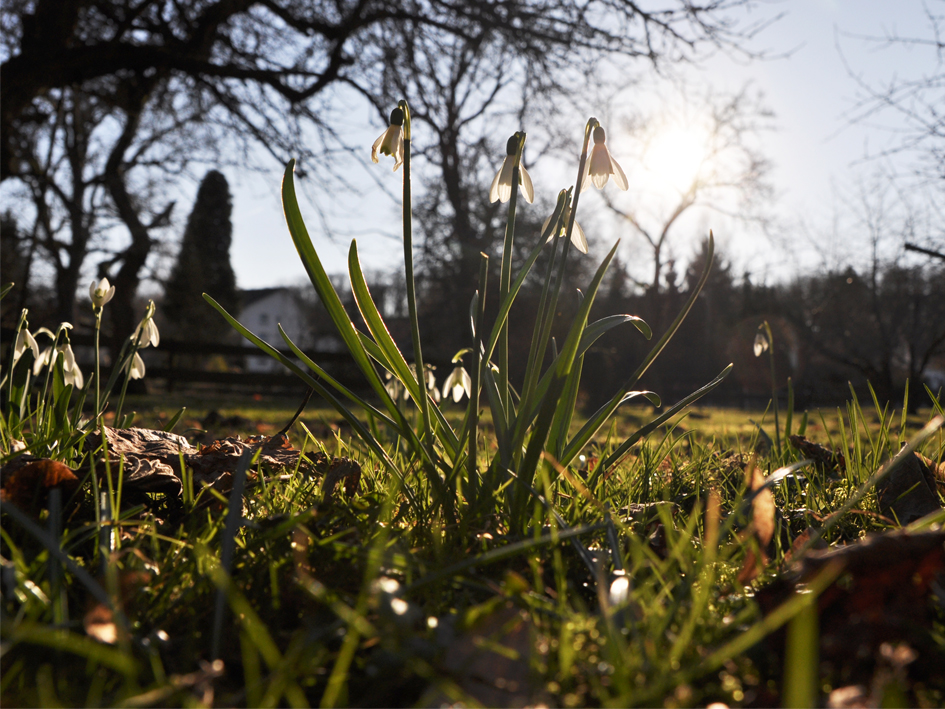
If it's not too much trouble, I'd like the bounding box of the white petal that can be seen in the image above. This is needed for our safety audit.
[60,345,76,372]
[610,154,629,190]
[33,348,52,376]
[148,319,160,347]
[580,158,592,193]
[520,166,535,203]
[570,221,588,254]
[371,132,385,164]
[753,333,768,357]
[26,330,39,361]
[129,352,146,379]
[490,157,513,203]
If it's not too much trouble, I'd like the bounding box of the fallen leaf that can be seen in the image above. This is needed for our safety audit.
[738,459,776,583]
[83,603,118,644]
[758,529,945,687]
[875,451,942,525]
[0,459,79,515]
[321,457,362,497]
[83,571,152,645]
[422,601,546,707]
[789,435,845,475]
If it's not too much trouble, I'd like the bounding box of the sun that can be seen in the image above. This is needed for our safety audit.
[644,126,708,193]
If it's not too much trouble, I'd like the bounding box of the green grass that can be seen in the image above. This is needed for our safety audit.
[3,392,944,707]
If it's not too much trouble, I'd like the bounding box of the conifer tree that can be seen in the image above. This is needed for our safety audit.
[163,170,238,342]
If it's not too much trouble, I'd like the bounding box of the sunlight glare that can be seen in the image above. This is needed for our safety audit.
[645,126,708,193]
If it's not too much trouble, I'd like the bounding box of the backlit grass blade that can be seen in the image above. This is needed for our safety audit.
[349,240,422,403]
[567,233,719,469]
[203,294,417,499]
[590,364,733,483]
[516,241,618,499]
[282,161,408,427]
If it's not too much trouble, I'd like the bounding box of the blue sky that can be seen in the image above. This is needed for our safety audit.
[224,0,939,290]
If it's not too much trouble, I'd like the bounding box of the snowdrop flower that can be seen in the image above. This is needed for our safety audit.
[64,362,84,389]
[134,302,160,348]
[581,126,628,192]
[371,107,405,171]
[13,326,40,365]
[126,351,146,380]
[58,341,77,373]
[489,134,534,204]
[542,204,588,254]
[384,371,404,400]
[753,332,769,357]
[33,346,57,376]
[90,277,116,309]
[442,365,472,403]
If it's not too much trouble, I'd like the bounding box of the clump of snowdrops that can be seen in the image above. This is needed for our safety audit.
[206,103,732,534]
[1,279,168,451]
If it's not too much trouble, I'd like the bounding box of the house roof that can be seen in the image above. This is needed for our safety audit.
[239,287,291,308]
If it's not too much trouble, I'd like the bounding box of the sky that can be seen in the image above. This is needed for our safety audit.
[220,0,939,291]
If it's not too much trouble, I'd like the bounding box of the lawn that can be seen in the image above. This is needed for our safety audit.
[3,389,944,707]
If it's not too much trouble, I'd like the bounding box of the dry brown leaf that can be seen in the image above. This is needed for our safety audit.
[758,529,945,683]
[423,602,546,708]
[789,435,846,475]
[0,459,79,514]
[321,457,362,497]
[83,571,152,645]
[737,460,777,584]
[874,451,942,525]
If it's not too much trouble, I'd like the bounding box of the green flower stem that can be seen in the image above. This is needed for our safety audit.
[93,310,102,419]
[399,101,434,449]
[518,191,570,440]
[7,310,28,425]
[512,121,594,467]
[764,320,781,454]
[467,253,490,500]
[497,132,526,413]
[114,330,143,426]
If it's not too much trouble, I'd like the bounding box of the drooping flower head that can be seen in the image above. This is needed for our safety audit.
[126,351,146,380]
[581,126,628,192]
[133,300,160,348]
[753,331,769,357]
[542,203,588,254]
[489,133,534,204]
[371,107,405,171]
[90,277,115,310]
[13,323,40,365]
[442,365,472,403]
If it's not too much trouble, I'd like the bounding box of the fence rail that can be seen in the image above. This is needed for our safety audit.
[2,328,361,392]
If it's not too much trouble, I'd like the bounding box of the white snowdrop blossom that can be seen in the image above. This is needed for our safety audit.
[581,126,628,192]
[13,327,40,365]
[442,365,472,403]
[542,204,588,254]
[489,135,534,204]
[127,351,146,380]
[58,341,77,373]
[371,108,405,171]
[33,347,57,376]
[134,316,160,348]
[753,332,769,357]
[90,278,116,309]
[64,363,84,390]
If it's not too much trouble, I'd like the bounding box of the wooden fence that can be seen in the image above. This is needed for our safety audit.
[2,328,361,393]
